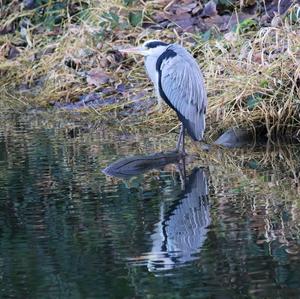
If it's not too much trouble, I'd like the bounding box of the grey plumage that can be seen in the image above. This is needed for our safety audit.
[120,40,207,151]
[158,44,207,141]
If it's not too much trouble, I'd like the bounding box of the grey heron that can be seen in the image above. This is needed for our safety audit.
[120,40,207,154]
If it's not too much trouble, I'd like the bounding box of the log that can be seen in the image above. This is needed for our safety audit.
[103,151,183,178]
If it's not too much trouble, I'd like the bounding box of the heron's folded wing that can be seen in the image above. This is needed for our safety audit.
[160,54,207,141]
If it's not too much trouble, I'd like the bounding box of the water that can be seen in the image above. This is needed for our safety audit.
[1,113,300,299]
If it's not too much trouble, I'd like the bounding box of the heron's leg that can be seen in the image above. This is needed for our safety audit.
[176,124,184,152]
[181,126,186,155]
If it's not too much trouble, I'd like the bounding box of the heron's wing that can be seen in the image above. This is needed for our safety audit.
[159,50,207,141]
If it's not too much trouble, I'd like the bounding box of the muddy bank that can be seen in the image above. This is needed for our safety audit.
[1,1,299,140]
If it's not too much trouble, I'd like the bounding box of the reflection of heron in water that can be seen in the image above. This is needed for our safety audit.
[129,167,211,272]
[103,152,210,271]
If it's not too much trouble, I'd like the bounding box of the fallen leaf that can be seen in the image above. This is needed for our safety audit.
[201,0,218,18]
[192,4,203,15]
[86,68,111,86]
[0,43,20,59]
[152,11,168,23]
[167,12,195,30]
[203,15,230,31]
[204,13,253,32]
[0,23,14,35]
[269,0,294,16]
[175,6,191,15]
[174,3,196,15]
[8,46,20,59]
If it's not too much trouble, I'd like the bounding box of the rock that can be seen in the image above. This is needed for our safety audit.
[214,127,256,148]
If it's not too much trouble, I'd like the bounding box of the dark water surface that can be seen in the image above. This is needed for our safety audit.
[1,114,300,299]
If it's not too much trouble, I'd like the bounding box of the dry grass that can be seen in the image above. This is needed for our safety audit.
[201,17,300,139]
[0,1,299,139]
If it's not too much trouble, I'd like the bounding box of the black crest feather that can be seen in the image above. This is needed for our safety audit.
[145,41,168,48]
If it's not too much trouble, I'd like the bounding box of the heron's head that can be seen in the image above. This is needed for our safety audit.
[119,40,169,57]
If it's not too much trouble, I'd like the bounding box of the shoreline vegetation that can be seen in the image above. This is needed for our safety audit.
[0,0,299,143]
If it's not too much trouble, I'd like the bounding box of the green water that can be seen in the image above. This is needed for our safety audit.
[1,113,300,299]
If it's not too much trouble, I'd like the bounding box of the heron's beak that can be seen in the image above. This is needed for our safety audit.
[119,46,149,56]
